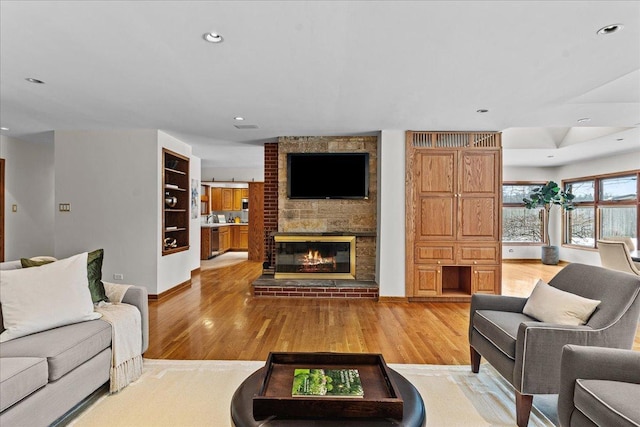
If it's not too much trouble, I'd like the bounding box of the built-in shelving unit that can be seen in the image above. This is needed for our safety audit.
[162,148,190,256]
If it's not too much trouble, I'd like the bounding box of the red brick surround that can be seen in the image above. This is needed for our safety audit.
[253,285,378,299]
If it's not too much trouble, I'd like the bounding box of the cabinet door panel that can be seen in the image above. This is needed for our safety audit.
[458,197,496,239]
[413,265,440,296]
[418,197,455,240]
[210,188,222,211]
[459,151,499,194]
[472,266,500,293]
[417,152,455,194]
[221,189,234,211]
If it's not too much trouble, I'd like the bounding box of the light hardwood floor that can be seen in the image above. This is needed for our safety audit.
[145,260,640,363]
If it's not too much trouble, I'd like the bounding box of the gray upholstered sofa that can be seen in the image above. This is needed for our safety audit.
[0,260,149,427]
[558,344,640,427]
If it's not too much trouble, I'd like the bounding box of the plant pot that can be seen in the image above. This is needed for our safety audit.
[541,246,559,265]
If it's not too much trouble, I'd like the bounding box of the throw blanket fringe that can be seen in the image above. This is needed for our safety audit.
[96,282,143,393]
[110,354,144,393]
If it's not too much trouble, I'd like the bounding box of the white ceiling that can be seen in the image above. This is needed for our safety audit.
[1,1,639,168]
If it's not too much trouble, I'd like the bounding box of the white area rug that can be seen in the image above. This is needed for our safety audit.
[201,252,248,270]
[69,359,555,427]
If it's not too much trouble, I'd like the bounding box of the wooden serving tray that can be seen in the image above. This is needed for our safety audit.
[253,352,403,419]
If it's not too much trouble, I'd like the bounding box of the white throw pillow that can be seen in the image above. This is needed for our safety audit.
[522,279,601,326]
[0,252,101,342]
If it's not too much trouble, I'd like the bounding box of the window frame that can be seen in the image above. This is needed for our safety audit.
[502,181,548,245]
[562,170,639,250]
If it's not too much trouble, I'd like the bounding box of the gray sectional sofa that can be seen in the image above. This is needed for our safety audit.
[0,260,149,427]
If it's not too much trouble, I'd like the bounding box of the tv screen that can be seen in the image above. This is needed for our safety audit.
[287,153,369,199]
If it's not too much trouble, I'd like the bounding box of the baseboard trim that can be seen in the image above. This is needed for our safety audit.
[148,279,191,300]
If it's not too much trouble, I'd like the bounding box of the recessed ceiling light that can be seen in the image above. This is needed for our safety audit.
[547,155,555,158]
[476,109,489,113]
[0,127,9,131]
[616,138,624,141]
[234,117,244,121]
[203,32,223,43]
[577,117,591,123]
[25,77,45,84]
[597,24,623,35]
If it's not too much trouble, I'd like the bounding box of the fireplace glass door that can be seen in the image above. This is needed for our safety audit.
[274,235,356,279]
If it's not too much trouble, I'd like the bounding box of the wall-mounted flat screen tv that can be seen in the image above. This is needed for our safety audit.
[287,153,370,199]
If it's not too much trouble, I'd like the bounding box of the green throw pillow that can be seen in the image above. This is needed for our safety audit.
[20,258,54,268]
[87,249,109,303]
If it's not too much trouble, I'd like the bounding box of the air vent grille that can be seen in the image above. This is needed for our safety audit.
[410,131,501,148]
[234,124,259,129]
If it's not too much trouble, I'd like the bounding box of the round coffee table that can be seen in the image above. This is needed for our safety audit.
[230,367,426,426]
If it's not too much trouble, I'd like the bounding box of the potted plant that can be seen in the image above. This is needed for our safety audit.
[523,181,575,265]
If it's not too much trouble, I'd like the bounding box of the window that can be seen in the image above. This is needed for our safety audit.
[502,183,545,243]
[563,172,639,249]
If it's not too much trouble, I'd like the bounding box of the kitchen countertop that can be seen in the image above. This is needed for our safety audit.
[201,223,248,228]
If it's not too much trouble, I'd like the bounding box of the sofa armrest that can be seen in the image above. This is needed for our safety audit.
[120,286,149,354]
[558,345,640,427]
[469,294,528,341]
[514,322,593,394]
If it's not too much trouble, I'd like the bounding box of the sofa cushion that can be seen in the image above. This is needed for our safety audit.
[473,310,535,360]
[574,379,640,427]
[0,320,111,381]
[0,357,48,412]
[0,252,102,343]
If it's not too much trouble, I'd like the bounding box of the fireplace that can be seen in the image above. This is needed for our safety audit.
[274,235,356,279]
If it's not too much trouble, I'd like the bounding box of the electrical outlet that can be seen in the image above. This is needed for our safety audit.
[59,203,71,212]
[12,204,17,212]
[113,274,124,280]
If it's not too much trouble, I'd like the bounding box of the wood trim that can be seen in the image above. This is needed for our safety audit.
[248,182,264,262]
[405,132,416,299]
[148,279,191,300]
[191,267,201,275]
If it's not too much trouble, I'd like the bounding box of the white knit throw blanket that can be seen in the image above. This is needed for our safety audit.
[96,283,143,393]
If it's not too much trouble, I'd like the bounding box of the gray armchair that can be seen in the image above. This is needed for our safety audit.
[558,345,640,427]
[469,263,640,427]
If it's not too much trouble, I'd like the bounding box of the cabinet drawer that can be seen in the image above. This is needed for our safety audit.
[458,244,499,264]
[415,244,455,263]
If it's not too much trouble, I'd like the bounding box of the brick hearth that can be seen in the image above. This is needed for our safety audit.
[252,276,378,299]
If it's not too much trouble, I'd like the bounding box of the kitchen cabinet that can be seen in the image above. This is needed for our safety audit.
[162,149,189,256]
[231,225,249,250]
[406,131,502,301]
[200,185,210,216]
[218,226,231,253]
[210,187,222,211]
[221,189,234,211]
[232,188,244,211]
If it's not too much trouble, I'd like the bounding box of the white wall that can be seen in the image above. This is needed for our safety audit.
[377,130,406,297]
[54,130,159,293]
[201,166,263,183]
[0,134,55,260]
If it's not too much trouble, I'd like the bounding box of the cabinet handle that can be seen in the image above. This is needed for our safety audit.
[473,261,477,264]
[437,261,441,264]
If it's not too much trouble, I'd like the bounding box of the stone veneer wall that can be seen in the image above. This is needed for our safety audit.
[277,136,378,281]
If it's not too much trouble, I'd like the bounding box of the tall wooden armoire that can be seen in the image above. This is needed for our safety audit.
[406,131,502,301]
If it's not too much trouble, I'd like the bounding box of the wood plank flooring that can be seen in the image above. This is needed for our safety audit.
[145,260,640,364]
